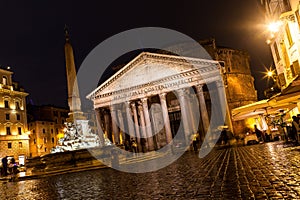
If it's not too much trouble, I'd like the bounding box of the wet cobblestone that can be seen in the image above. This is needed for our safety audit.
[2,142,300,199]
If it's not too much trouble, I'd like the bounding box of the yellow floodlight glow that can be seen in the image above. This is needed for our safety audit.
[267,21,282,33]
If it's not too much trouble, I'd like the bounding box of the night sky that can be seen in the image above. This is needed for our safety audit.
[0,0,273,108]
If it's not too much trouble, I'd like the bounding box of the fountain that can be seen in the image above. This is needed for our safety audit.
[50,121,107,153]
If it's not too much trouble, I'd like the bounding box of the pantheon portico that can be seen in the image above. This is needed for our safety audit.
[87,52,228,151]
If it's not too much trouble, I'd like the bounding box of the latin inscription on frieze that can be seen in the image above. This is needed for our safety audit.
[112,78,193,101]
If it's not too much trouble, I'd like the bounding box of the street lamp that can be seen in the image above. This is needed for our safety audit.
[264,67,277,82]
[267,70,274,78]
[267,21,282,33]
[265,21,282,44]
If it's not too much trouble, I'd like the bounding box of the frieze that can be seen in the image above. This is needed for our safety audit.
[92,65,219,100]
[112,77,193,101]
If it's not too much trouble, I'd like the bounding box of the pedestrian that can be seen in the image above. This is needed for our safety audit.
[141,138,146,153]
[292,116,300,143]
[192,134,198,152]
[130,138,138,155]
[125,140,130,151]
[254,125,262,142]
[221,128,228,145]
[2,156,8,176]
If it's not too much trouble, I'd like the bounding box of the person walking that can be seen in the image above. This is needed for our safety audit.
[130,138,138,155]
[292,116,300,143]
[192,134,198,152]
[221,128,228,145]
[1,156,8,176]
[254,125,263,142]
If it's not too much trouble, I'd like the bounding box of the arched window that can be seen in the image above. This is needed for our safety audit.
[15,101,20,110]
[2,76,7,85]
[4,100,9,108]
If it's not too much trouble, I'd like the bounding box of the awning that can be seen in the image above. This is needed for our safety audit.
[232,78,300,121]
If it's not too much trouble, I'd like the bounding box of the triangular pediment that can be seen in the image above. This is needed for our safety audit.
[89,53,218,95]
[87,52,221,107]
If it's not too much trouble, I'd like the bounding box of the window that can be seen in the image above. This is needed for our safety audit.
[18,127,22,135]
[15,102,20,110]
[2,76,7,85]
[286,25,293,46]
[51,129,53,134]
[290,61,300,77]
[43,129,45,133]
[34,139,36,144]
[62,119,65,124]
[4,100,9,108]
[33,129,36,134]
[296,10,300,30]
[16,114,20,121]
[19,142,22,148]
[44,137,47,144]
[44,147,47,152]
[6,127,11,135]
[273,42,280,62]
[8,142,12,149]
[5,113,9,120]
[56,128,58,134]
[52,137,54,143]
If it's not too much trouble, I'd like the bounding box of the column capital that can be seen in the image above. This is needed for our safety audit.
[159,92,167,100]
[125,101,131,107]
[110,104,117,111]
[195,84,204,92]
[216,80,224,88]
[137,104,143,112]
[130,102,136,108]
[176,88,190,97]
[141,97,148,103]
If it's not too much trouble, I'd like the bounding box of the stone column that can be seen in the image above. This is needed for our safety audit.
[186,92,197,134]
[195,84,210,139]
[141,98,154,151]
[94,108,105,146]
[131,102,141,150]
[138,104,148,152]
[159,93,172,144]
[103,109,112,142]
[216,80,233,132]
[117,110,126,144]
[177,88,192,144]
[125,101,135,138]
[110,105,120,145]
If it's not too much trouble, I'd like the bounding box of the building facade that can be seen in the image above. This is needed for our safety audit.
[199,39,258,135]
[160,39,258,135]
[0,67,29,163]
[27,105,69,157]
[261,0,300,89]
[87,52,228,151]
[231,1,300,138]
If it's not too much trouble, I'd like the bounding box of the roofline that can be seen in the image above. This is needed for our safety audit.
[86,52,219,99]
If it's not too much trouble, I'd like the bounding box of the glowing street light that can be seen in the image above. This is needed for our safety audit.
[267,21,282,33]
[263,66,277,82]
[267,70,274,77]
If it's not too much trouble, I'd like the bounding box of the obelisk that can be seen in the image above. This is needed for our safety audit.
[64,26,85,122]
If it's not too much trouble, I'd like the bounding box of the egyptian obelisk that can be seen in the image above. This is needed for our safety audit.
[64,26,85,122]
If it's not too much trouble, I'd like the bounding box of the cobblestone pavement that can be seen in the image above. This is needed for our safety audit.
[2,142,300,199]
